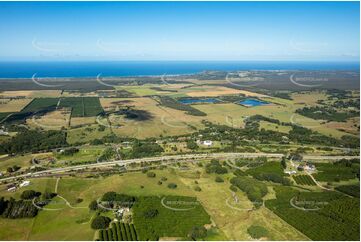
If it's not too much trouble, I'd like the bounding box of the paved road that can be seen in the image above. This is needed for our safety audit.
[303,155,359,160]
[0,152,358,182]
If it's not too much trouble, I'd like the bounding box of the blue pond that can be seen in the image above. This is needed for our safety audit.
[239,99,269,107]
[179,98,218,104]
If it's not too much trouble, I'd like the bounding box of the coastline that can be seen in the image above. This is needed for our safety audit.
[0,60,359,79]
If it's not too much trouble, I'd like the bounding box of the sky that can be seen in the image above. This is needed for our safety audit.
[0,1,359,61]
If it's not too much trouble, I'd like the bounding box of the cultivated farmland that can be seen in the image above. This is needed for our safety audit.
[99,222,138,241]
[293,175,316,186]
[265,186,360,241]
[58,97,103,117]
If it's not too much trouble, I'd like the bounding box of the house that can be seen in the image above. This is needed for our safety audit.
[0,129,9,135]
[7,184,16,192]
[304,163,316,171]
[19,180,30,187]
[297,163,316,172]
[202,140,213,146]
[285,170,297,175]
[114,207,130,218]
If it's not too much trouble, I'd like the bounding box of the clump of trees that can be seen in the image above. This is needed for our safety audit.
[91,215,111,229]
[194,186,202,192]
[186,140,198,150]
[281,157,287,169]
[215,176,224,183]
[167,183,177,189]
[89,200,98,210]
[42,191,57,200]
[205,159,228,174]
[0,197,39,218]
[230,176,267,206]
[98,147,116,162]
[7,165,20,173]
[247,225,268,239]
[147,172,156,178]
[20,190,41,200]
[188,226,207,240]
[253,173,291,185]
[296,106,359,122]
[126,141,164,159]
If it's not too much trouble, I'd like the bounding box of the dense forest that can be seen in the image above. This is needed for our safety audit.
[0,130,68,154]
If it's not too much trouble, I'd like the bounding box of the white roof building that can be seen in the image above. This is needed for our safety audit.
[7,186,16,192]
[19,180,30,187]
[285,170,297,175]
[202,140,213,146]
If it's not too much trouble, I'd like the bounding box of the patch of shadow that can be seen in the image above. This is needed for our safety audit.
[117,109,154,121]
[111,100,134,105]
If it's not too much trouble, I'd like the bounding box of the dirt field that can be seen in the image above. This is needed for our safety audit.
[100,97,205,138]
[26,109,71,130]
[70,117,97,127]
[237,90,269,98]
[325,117,360,135]
[0,98,33,112]
[185,86,244,97]
[291,91,328,105]
[0,90,62,98]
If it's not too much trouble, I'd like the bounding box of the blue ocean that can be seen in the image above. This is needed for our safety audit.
[0,61,359,78]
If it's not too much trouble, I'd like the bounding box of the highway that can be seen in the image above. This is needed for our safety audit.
[0,152,358,182]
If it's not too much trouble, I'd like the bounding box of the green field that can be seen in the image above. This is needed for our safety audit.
[0,79,359,241]
[0,112,12,122]
[293,175,316,186]
[335,185,360,197]
[265,186,360,241]
[59,97,103,117]
[132,196,210,240]
[99,222,138,241]
[246,161,286,177]
[313,161,359,182]
[21,98,59,113]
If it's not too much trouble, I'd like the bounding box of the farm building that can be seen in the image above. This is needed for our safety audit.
[285,170,297,175]
[297,163,316,171]
[202,140,213,146]
[19,180,30,187]
[7,184,16,192]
